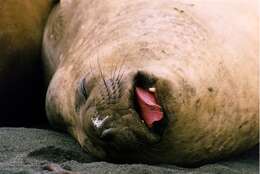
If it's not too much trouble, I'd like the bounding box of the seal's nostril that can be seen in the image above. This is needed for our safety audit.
[100,128,117,141]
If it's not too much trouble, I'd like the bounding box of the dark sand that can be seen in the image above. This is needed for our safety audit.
[0,128,258,174]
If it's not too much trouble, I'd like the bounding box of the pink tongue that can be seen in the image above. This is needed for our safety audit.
[135,87,164,128]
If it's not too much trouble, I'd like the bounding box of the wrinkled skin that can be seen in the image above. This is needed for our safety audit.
[43,0,259,166]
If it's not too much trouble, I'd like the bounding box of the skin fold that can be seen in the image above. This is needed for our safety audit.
[43,0,259,166]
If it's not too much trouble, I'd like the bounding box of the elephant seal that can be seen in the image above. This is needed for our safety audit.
[0,0,57,126]
[43,0,259,166]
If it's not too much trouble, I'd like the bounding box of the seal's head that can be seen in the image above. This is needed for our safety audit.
[44,0,258,166]
[74,66,173,162]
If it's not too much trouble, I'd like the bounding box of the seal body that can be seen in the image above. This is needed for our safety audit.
[43,0,259,166]
[0,0,57,126]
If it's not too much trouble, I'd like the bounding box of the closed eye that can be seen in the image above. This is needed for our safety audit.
[80,77,89,99]
[75,77,89,112]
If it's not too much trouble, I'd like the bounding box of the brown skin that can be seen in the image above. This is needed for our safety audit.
[43,0,259,166]
[0,0,57,126]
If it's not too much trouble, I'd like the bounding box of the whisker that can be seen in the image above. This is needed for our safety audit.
[115,55,126,82]
[111,58,119,82]
[97,56,111,100]
[110,46,125,82]
[94,39,110,98]
[117,69,126,84]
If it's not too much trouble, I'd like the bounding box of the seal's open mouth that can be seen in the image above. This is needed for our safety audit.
[133,71,167,135]
[135,87,164,128]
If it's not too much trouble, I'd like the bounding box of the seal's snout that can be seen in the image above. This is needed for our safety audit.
[79,70,170,157]
[88,71,169,147]
[90,112,148,151]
